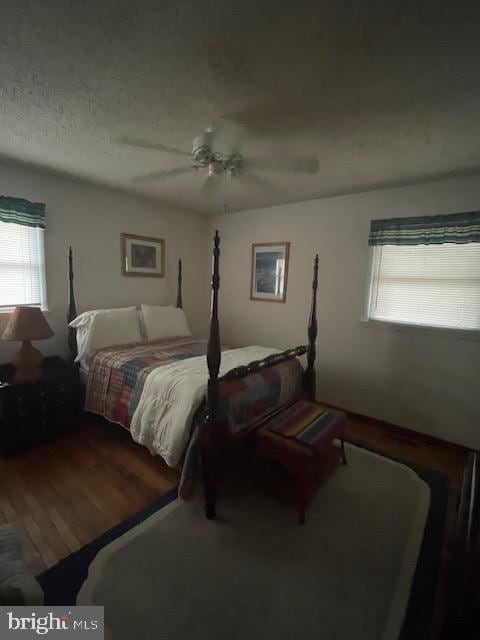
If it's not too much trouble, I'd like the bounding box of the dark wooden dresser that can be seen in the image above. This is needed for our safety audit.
[0,356,79,456]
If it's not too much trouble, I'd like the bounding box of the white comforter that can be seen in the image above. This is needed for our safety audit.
[130,345,280,467]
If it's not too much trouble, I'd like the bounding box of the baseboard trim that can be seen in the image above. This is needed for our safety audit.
[322,403,470,454]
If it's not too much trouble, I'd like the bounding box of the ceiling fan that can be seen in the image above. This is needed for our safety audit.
[117,127,319,193]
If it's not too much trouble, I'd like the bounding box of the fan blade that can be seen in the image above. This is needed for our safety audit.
[131,166,191,184]
[237,172,284,193]
[245,156,319,175]
[117,135,190,157]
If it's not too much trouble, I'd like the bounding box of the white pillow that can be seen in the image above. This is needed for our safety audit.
[69,310,98,364]
[141,304,191,342]
[69,307,142,364]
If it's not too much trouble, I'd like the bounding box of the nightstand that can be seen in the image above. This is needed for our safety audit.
[0,356,79,456]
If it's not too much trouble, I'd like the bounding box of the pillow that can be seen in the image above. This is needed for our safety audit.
[69,310,98,363]
[69,307,142,364]
[141,305,191,342]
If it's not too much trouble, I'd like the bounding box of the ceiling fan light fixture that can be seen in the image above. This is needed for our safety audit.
[192,145,210,164]
[225,152,243,175]
[208,161,223,177]
[192,131,212,165]
[125,125,319,188]
[192,132,207,151]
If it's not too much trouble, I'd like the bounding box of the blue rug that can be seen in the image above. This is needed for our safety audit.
[38,452,449,639]
[38,487,178,606]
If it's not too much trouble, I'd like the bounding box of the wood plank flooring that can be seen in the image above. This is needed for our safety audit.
[0,408,468,626]
[345,416,467,491]
[0,418,179,574]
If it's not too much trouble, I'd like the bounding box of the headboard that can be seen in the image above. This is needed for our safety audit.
[67,250,184,363]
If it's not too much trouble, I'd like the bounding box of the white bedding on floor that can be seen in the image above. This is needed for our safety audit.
[130,345,280,467]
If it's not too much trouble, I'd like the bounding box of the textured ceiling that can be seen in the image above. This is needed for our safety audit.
[2,0,480,215]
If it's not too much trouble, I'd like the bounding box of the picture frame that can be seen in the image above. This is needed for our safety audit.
[121,233,165,277]
[250,242,290,303]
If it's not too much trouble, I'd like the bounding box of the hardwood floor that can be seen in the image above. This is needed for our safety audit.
[0,409,468,626]
[0,418,179,574]
[345,415,467,491]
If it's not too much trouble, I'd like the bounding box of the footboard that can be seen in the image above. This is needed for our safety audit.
[201,231,319,518]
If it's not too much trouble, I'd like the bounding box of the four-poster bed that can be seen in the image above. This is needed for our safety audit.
[66,233,318,519]
[199,231,318,517]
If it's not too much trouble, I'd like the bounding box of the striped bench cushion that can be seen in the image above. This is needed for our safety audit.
[266,401,346,452]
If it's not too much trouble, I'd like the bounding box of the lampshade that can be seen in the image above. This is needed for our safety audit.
[2,306,53,342]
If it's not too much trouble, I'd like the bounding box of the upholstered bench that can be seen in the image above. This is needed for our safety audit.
[255,401,347,524]
[0,524,43,605]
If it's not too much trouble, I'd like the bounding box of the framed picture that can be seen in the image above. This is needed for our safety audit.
[250,242,290,302]
[121,233,165,277]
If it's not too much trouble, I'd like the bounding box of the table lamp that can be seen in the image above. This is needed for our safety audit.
[1,306,54,382]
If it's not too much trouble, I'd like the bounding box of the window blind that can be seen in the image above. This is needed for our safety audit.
[0,220,47,310]
[367,243,480,330]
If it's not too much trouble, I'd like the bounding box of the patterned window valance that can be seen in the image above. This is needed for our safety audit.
[368,211,480,246]
[0,196,46,229]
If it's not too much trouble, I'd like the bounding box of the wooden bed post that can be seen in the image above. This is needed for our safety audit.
[176,258,183,309]
[202,230,221,519]
[67,246,78,363]
[207,232,221,419]
[303,254,319,401]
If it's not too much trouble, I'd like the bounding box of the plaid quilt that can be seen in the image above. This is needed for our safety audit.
[85,339,304,497]
[85,338,209,427]
[179,358,304,497]
[219,358,304,434]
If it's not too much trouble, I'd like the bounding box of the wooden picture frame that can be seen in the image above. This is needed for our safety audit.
[121,233,165,278]
[250,242,290,303]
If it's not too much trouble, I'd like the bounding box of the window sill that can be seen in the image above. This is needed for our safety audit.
[359,318,480,341]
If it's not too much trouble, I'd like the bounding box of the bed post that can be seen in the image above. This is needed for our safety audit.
[202,230,221,519]
[67,246,78,363]
[303,254,318,401]
[176,258,183,309]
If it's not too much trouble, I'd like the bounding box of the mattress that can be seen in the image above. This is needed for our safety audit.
[84,338,304,469]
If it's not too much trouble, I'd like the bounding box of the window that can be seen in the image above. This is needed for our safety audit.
[366,212,480,331]
[0,197,47,311]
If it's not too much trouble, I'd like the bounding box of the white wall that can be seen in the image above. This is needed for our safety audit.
[209,175,480,450]
[2,157,478,449]
[0,160,210,362]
